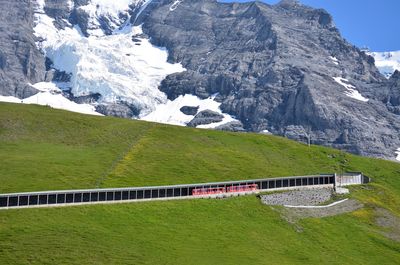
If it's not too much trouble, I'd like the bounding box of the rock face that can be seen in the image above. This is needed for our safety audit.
[385,71,400,115]
[0,0,45,98]
[215,121,245,132]
[180,105,199,116]
[138,0,400,160]
[187,110,224,127]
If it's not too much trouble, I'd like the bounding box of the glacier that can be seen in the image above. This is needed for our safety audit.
[32,0,185,117]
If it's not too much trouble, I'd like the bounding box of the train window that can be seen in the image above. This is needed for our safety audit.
[151,190,158,198]
[174,188,181,197]
[8,196,18,207]
[276,180,282,188]
[66,194,74,203]
[144,190,151,199]
[296,179,301,186]
[19,196,28,206]
[159,189,166,198]
[99,192,106,201]
[90,192,98,202]
[314,177,319,185]
[319,177,324,184]
[329,176,334,184]
[308,178,313,185]
[39,195,48,205]
[166,189,173,197]
[0,197,8,207]
[74,193,82,203]
[137,190,144,199]
[129,190,136,200]
[289,179,295,186]
[188,187,195,195]
[262,181,268,189]
[114,191,122,201]
[325,177,329,184]
[48,194,57,204]
[269,181,275,189]
[106,192,114,201]
[302,178,307,186]
[181,188,188,196]
[29,195,39,205]
[283,179,289,187]
[81,193,90,202]
[57,194,66,204]
[122,191,129,200]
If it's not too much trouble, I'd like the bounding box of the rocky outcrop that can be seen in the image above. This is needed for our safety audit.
[180,105,199,116]
[95,102,140,118]
[215,121,245,132]
[187,110,224,127]
[385,71,400,115]
[0,0,45,98]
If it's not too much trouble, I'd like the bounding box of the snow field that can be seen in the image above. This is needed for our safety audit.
[141,94,238,128]
[333,77,369,102]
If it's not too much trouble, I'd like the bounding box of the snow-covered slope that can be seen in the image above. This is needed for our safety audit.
[142,94,238,127]
[32,0,185,117]
[333,77,369,102]
[0,82,100,115]
[369,51,400,78]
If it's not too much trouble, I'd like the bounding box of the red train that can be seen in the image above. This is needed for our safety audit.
[192,184,259,196]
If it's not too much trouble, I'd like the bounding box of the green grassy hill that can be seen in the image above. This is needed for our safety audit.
[1,103,400,264]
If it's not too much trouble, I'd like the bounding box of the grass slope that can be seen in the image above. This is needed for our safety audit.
[1,103,400,264]
[0,103,373,193]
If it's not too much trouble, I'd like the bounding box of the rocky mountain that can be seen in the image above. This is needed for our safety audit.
[0,0,46,98]
[0,0,400,161]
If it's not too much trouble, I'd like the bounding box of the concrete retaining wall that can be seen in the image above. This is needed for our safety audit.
[336,173,364,186]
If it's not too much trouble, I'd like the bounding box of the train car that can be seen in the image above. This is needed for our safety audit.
[192,184,259,197]
[226,184,258,193]
[192,187,225,196]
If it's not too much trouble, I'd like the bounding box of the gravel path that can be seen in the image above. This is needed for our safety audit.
[283,199,363,219]
[260,188,333,206]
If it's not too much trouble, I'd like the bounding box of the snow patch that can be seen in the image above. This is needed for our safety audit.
[31,82,61,93]
[333,77,369,102]
[0,87,101,116]
[395,148,400,161]
[368,51,400,78]
[22,92,102,116]
[0,96,22,103]
[141,94,238,128]
[329,56,339,65]
[170,0,184,11]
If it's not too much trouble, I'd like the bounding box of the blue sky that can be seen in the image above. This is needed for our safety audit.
[220,0,399,51]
